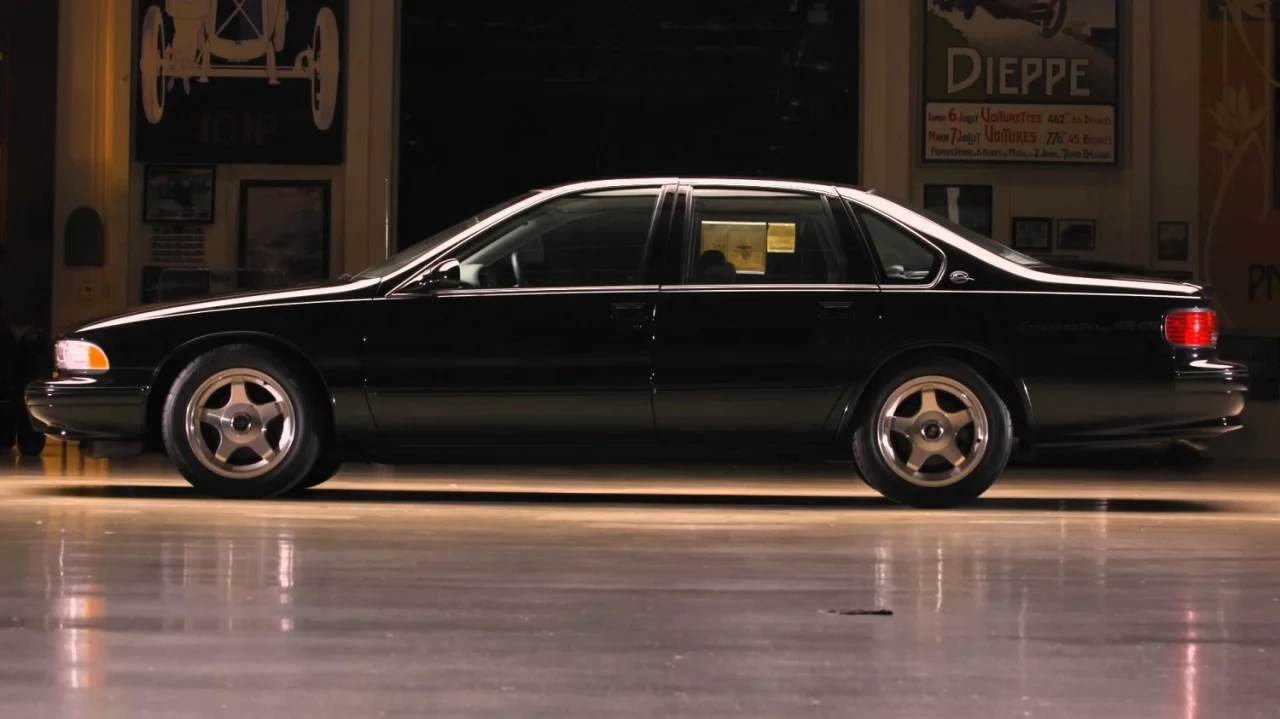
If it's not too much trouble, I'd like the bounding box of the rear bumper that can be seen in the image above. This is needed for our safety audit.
[24,379,147,441]
[1173,360,1250,426]
[1036,361,1249,450]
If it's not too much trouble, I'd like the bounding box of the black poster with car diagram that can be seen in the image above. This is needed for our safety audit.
[133,0,347,165]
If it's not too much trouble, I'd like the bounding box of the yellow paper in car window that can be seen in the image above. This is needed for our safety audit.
[766,222,796,253]
[699,221,767,274]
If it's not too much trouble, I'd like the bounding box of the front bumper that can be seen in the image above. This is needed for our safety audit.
[25,378,147,441]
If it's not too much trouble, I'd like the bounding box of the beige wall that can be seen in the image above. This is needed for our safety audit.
[52,0,397,332]
[861,0,1200,273]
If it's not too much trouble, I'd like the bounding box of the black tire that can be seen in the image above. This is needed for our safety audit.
[290,454,342,492]
[852,359,1013,509]
[162,344,322,499]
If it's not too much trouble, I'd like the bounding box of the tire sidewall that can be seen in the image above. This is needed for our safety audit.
[162,346,321,499]
[853,359,1013,508]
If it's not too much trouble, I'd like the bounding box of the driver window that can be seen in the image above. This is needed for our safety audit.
[854,209,942,284]
[450,188,660,289]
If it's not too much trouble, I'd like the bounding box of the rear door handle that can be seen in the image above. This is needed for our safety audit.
[818,301,855,319]
[611,302,650,321]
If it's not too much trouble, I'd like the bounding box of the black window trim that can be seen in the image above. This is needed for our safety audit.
[670,183,878,291]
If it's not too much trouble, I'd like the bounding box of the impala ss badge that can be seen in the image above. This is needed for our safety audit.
[949,270,973,284]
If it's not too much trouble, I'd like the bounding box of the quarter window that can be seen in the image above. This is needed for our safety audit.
[450,188,660,289]
[854,209,942,284]
[685,189,845,285]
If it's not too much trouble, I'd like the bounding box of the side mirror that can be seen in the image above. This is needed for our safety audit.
[415,259,464,291]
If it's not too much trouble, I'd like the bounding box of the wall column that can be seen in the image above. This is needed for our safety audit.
[52,0,133,331]
[860,0,913,201]
[342,0,398,273]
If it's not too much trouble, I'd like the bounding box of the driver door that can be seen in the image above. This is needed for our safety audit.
[364,186,670,450]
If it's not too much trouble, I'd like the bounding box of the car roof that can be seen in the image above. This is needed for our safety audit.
[540,177,873,197]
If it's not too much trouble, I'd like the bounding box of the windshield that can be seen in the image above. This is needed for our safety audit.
[352,192,541,279]
[913,206,1046,266]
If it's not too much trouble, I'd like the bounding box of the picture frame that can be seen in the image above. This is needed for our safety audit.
[142,165,216,224]
[1156,221,1190,262]
[923,184,994,238]
[237,180,332,291]
[1010,217,1053,251]
[1056,219,1096,252]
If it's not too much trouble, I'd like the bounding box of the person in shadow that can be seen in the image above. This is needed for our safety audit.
[692,249,737,284]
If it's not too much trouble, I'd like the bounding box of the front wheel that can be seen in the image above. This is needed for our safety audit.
[162,345,322,499]
[853,360,1013,508]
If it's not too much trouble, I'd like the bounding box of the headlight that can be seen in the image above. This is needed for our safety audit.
[55,340,110,373]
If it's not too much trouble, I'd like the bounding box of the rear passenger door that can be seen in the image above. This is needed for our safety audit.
[651,184,884,448]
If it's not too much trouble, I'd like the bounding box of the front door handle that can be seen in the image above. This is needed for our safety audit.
[818,301,854,319]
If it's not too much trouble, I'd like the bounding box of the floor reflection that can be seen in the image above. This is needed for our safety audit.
[1,456,1279,717]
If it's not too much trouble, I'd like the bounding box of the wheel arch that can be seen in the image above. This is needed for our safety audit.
[837,342,1035,447]
[144,332,335,452]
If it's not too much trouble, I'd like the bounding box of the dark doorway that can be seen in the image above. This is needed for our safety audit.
[0,0,57,332]
[396,0,860,250]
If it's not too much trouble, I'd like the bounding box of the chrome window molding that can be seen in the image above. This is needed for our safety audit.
[663,284,879,292]
[431,285,660,298]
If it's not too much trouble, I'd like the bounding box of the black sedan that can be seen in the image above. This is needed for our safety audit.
[26,178,1247,507]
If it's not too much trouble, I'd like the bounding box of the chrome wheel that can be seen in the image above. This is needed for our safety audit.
[875,375,989,488]
[184,368,296,480]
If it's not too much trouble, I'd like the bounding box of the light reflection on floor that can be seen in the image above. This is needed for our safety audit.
[1,450,1279,718]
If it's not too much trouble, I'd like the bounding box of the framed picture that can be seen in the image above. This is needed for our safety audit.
[923,184,993,238]
[1156,221,1190,262]
[1010,217,1053,251]
[1056,219,1096,252]
[238,180,331,290]
[143,165,216,223]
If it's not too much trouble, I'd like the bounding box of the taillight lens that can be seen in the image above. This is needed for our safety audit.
[1164,309,1218,348]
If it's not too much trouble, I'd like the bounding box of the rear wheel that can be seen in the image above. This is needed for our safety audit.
[290,454,342,492]
[853,360,1013,508]
[162,345,322,499]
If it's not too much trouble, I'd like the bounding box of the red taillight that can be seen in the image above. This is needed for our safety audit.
[1164,309,1218,348]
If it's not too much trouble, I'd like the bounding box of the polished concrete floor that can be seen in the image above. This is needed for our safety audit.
[1,450,1279,718]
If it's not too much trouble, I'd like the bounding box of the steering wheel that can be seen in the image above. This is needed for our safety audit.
[510,252,524,287]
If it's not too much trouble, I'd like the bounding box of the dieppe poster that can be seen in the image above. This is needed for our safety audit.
[922,0,1119,164]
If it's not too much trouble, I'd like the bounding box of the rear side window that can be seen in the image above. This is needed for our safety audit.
[853,209,942,285]
[685,189,845,285]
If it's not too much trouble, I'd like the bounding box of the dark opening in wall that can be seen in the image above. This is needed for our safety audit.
[395,0,860,250]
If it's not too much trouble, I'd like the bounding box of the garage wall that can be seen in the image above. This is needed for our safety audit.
[51,0,395,332]
[862,0,1200,275]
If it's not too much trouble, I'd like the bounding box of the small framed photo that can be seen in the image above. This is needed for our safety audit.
[1056,219,1096,252]
[1156,221,1190,262]
[238,179,332,290]
[1010,217,1053,251]
[923,184,994,238]
[143,165,216,224]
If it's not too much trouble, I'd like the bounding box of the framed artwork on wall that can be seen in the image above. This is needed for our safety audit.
[1056,219,1096,251]
[142,165,216,223]
[923,184,994,238]
[237,180,331,291]
[1010,217,1053,251]
[1156,221,1190,262]
[133,0,348,165]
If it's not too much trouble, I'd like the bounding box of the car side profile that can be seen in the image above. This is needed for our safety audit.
[26,178,1247,507]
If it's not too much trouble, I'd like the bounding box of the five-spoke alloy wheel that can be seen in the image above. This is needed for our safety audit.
[853,360,1013,508]
[163,345,322,499]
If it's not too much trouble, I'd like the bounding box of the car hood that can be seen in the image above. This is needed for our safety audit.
[71,278,382,334]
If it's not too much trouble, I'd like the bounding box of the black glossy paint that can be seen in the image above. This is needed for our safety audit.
[26,179,1248,461]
